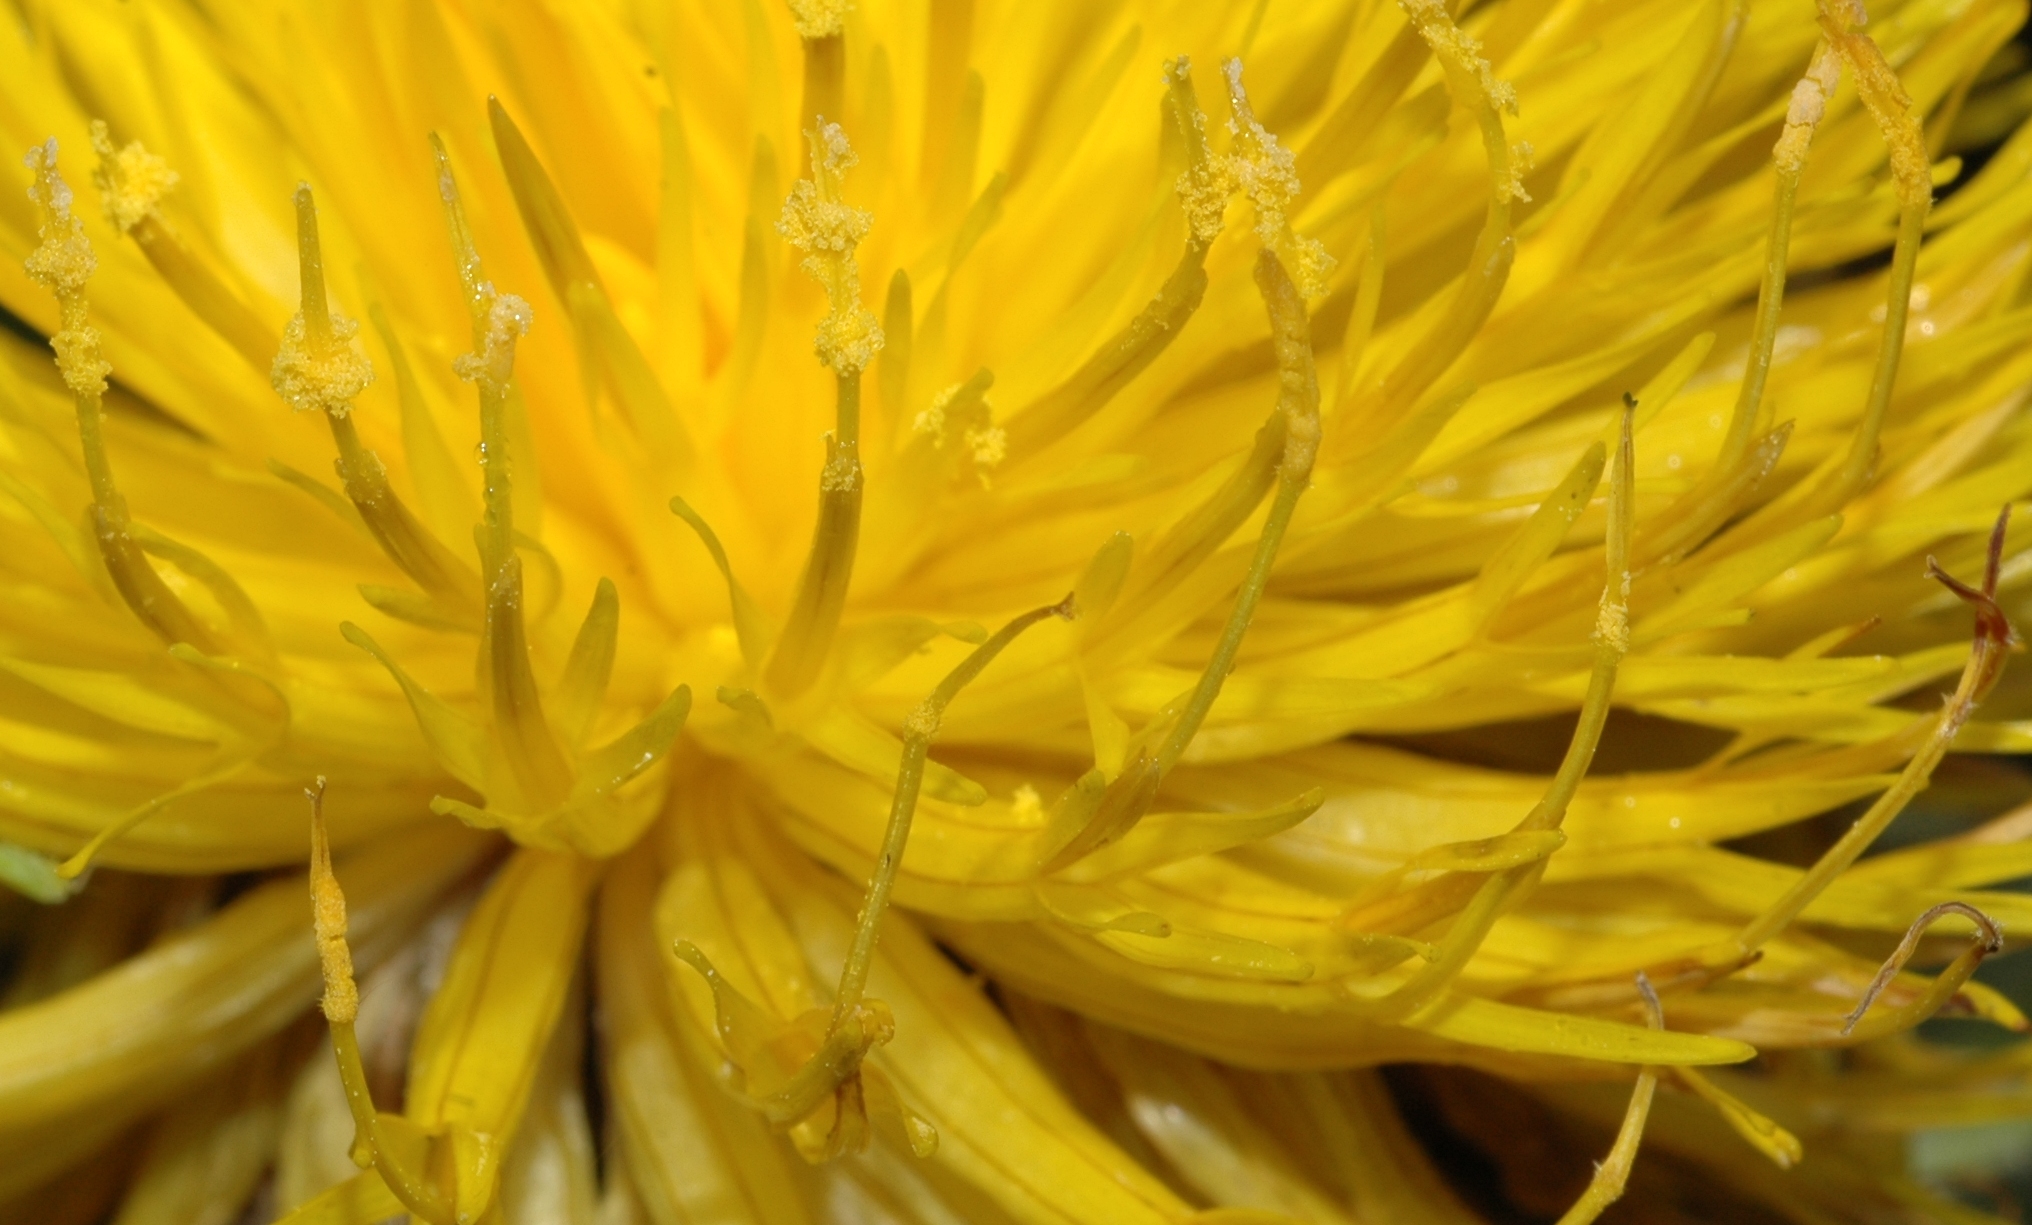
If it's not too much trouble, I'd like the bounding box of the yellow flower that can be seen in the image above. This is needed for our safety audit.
[2,0,2032,1222]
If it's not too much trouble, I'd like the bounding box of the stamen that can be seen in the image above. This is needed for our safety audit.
[1554,975,1663,1225]
[307,778,376,1163]
[1003,59,1225,458]
[1824,14,1932,499]
[485,105,690,468]
[794,0,847,141]
[831,594,1077,1022]
[306,781,468,1222]
[1349,403,1634,1018]
[1717,44,1840,468]
[1222,60,1335,299]
[681,595,1072,1160]
[23,139,216,654]
[433,153,575,813]
[786,0,848,39]
[1049,67,1323,869]
[765,119,883,698]
[1734,507,2016,955]
[279,185,481,629]
[273,187,375,416]
[86,119,177,236]
[87,121,277,372]
[1372,0,1524,415]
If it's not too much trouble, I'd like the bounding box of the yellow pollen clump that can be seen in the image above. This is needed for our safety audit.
[1222,60,1335,297]
[1166,58,1232,247]
[23,140,95,304]
[780,120,882,373]
[453,287,534,391]
[271,309,374,416]
[1400,0,1518,113]
[914,382,959,437]
[964,422,1006,473]
[47,326,111,398]
[787,0,848,39]
[307,781,360,1026]
[87,120,177,234]
[23,140,111,396]
[1774,46,1841,173]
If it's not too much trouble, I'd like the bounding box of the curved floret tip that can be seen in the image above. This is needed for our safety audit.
[787,0,848,39]
[454,288,534,390]
[88,120,178,234]
[271,309,375,416]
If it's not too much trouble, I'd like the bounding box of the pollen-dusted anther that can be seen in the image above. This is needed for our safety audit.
[1394,0,1531,206]
[1165,58,1232,249]
[272,312,374,416]
[1399,0,1517,113]
[779,119,883,374]
[24,141,113,398]
[1774,45,1841,174]
[87,120,178,235]
[272,185,375,417]
[452,288,534,391]
[1221,60,1335,298]
[23,140,96,304]
[786,0,848,38]
[306,776,360,1027]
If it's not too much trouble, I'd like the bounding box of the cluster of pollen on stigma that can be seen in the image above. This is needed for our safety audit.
[1396,0,1532,203]
[22,141,111,399]
[1221,60,1335,300]
[86,120,178,236]
[453,288,534,393]
[786,0,848,39]
[1828,9,1931,210]
[1166,59,1230,249]
[913,380,1007,485]
[779,120,883,377]
[309,785,360,1027]
[1774,46,1842,173]
[270,279,375,417]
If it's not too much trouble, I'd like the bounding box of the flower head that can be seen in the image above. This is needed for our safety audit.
[3,2,2032,1223]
